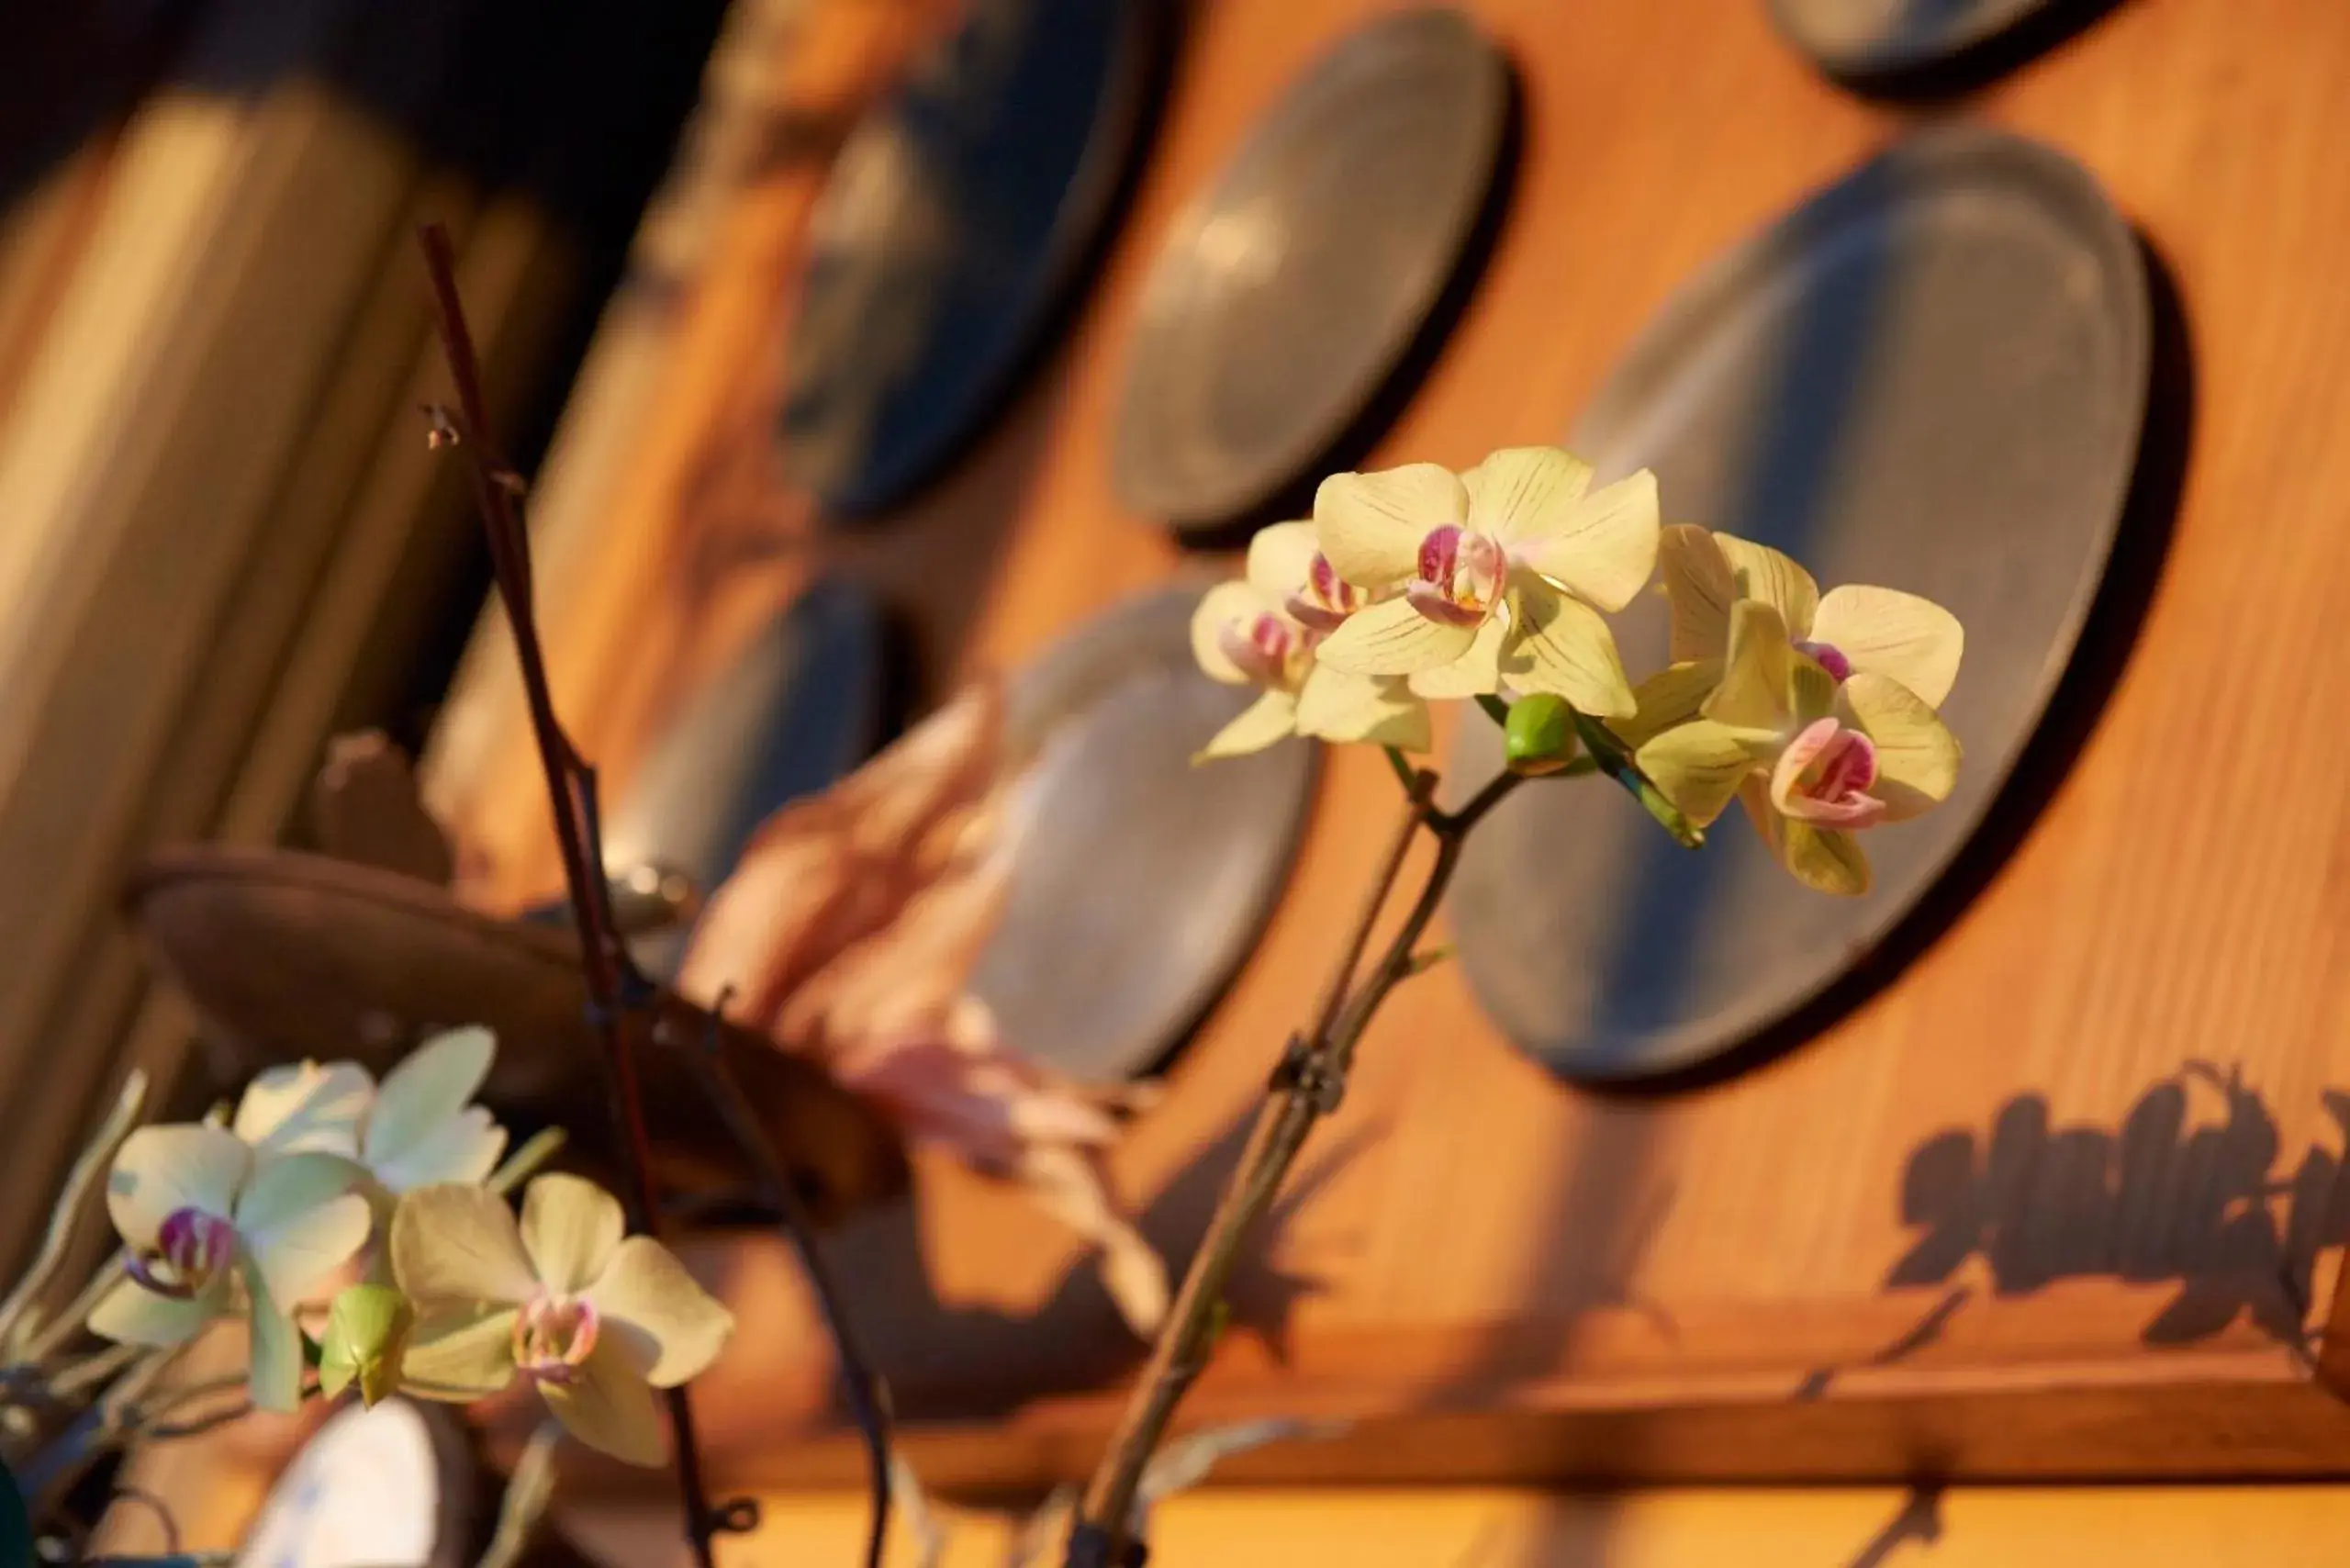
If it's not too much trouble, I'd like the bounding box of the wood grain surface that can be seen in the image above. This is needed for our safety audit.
[420,0,2350,1489]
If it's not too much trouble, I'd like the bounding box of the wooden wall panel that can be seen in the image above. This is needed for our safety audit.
[421,0,2350,1491]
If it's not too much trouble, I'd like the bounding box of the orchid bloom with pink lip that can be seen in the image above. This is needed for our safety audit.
[1629,597,1962,895]
[1188,521,1431,759]
[388,1174,733,1465]
[1308,446,1662,716]
[90,1126,373,1411]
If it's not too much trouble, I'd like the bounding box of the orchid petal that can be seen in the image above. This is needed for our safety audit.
[241,1173,372,1308]
[1313,596,1479,677]
[1497,467,1659,612]
[1607,659,1723,751]
[1634,719,1762,828]
[242,1260,305,1414]
[85,1279,222,1349]
[1406,608,1507,699]
[391,1183,538,1306]
[1701,599,1796,734]
[234,1151,362,1235]
[399,1306,520,1401]
[1501,577,1634,717]
[1463,446,1593,545]
[1244,521,1320,596]
[1714,533,1818,637]
[1294,669,1432,752]
[364,1026,494,1166]
[543,1339,668,1465]
[1189,581,1276,686]
[584,1238,734,1388]
[108,1126,252,1249]
[1660,526,1737,664]
[1313,464,1464,588]
[1193,690,1300,762]
[1740,778,1873,896]
[369,1108,507,1195]
[520,1175,623,1296]
[232,1060,373,1157]
[1837,672,1962,822]
[1810,585,1964,709]
[1790,649,1841,725]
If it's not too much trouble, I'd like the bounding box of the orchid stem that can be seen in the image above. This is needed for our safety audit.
[1379,745,1417,795]
[417,223,722,1568]
[1069,764,1521,1565]
[1566,710,1703,848]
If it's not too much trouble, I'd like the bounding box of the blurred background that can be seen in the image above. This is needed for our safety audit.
[0,0,811,1274]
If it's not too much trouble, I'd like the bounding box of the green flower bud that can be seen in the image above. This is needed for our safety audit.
[1503,694,1579,777]
[318,1282,412,1407]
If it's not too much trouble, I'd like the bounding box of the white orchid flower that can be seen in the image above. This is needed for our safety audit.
[90,1126,371,1410]
[354,1026,508,1195]
[231,1059,374,1158]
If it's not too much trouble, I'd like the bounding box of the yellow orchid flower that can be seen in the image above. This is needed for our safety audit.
[1633,599,1961,896]
[1308,446,1661,717]
[390,1174,733,1465]
[89,1127,372,1411]
[1658,524,1963,708]
[1188,521,1430,759]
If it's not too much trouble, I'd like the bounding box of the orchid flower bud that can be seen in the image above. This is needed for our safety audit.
[1503,693,1579,777]
[318,1282,413,1407]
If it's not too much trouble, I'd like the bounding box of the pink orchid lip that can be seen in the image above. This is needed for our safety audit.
[1773,717,1887,829]
[1409,525,1504,628]
[513,1293,600,1385]
[1216,610,1304,687]
[1287,552,1366,632]
[127,1207,236,1299]
[1794,638,1852,682]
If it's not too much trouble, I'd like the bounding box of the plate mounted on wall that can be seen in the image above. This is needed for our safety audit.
[778,0,1169,517]
[1113,6,1511,532]
[1449,126,2155,1083]
[968,586,1318,1081]
[1769,0,2123,87]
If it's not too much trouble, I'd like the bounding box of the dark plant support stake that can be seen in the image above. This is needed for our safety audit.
[415,224,894,1568]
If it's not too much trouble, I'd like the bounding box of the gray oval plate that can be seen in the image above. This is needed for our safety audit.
[968,587,1318,1081]
[1449,125,2151,1083]
[778,0,1166,516]
[1770,0,2065,81]
[597,577,886,979]
[1113,6,1508,531]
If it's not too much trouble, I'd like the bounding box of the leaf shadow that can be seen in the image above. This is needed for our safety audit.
[1886,1065,2350,1360]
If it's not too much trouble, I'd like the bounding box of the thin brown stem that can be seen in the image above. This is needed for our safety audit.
[680,1013,894,1568]
[1069,768,1521,1564]
[418,222,896,1568]
[417,223,718,1568]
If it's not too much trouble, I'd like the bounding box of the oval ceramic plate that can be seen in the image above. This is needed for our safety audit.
[595,576,886,980]
[1770,0,2070,82]
[1113,6,1509,531]
[1449,126,2151,1082]
[968,587,1318,1081]
[778,0,1166,516]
